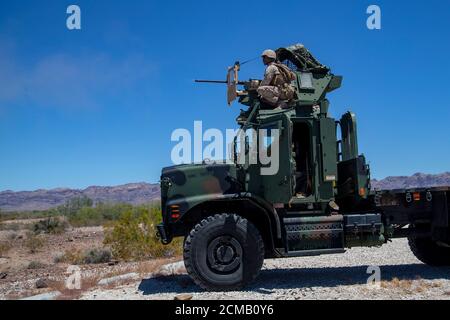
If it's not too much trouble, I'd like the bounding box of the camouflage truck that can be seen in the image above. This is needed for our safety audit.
[157,44,450,291]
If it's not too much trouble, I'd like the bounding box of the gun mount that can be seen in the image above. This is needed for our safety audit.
[195,43,342,112]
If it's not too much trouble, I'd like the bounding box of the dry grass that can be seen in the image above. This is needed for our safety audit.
[0,222,30,231]
[101,276,138,290]
[51,276,100,300]
[27,261,47,270]
[381,277,442,294]
[23,232,47,254]
[54,248,112,265]
[0,241,12,257]
[7,232,19,241]
[135,257,181,276]
[54,249,85,264]
[49,259,176,298]
[12,257,180,299]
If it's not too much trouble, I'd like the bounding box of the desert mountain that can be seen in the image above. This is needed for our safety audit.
[2,172,450,212]
[0,183,160,212]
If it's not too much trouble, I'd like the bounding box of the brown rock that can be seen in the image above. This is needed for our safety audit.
[36,278,49,289]
[108,260,119,266]
[174,294,193,301]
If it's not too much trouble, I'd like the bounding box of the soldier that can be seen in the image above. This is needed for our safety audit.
[257,49,297,109]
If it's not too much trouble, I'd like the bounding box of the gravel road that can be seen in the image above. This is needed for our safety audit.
[81,239,450,300]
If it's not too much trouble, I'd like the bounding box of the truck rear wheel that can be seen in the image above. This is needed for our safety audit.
[408,227,450,266]
[183,213,265,291]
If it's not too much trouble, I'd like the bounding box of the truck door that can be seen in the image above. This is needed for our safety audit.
[259,116,295,203]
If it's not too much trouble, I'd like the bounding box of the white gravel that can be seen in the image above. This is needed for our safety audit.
[80,239,450,300]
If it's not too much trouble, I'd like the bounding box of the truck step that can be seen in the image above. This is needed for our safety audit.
[285,248,346,257]
[282,215,345,253]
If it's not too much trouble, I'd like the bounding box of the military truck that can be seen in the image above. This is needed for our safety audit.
[157,44,450,291]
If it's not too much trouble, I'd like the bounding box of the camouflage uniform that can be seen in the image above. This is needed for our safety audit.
[257,62,295,108]
[257,62,282,106]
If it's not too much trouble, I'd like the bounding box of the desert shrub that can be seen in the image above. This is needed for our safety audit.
[103,208,182,261]
[28,261,46,269]
[24,232,46,253]
[54,248,112,265]
[67,207,103,227]
[0,209,60,221]
[2,200,161,229]
[53,250,84,264]
[57,196,94,217]
[83,248,112,264]
[0,241,12,257]
[7,232,18,241]
[33,217,68,234]
[67,203,133,227]
[0,223,21,231]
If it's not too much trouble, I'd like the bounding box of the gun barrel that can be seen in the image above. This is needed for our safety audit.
[195,79,247,85]
[195,80,228,84]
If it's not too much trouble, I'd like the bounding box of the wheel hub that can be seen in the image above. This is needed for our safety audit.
[216,245,235,263]
[207,236,242,273]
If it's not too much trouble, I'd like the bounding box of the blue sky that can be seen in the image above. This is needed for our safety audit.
[0,0,449,191]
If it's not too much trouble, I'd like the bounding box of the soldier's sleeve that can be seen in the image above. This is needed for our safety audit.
[260,65,278,86]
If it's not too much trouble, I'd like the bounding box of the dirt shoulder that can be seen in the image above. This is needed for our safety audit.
[2,220,450,300]
[0,221,177,300]
[80,239,450,300]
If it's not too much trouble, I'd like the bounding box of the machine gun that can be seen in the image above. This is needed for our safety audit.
[195,61,260,106]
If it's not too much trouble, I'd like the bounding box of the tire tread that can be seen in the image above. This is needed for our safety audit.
[183,213,264,291]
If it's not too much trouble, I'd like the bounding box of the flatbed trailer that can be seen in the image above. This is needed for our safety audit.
[376,187,450,252]
[254,186,450,260]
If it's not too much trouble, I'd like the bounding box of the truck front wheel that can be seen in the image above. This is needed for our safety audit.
[408,227,450,266]
[183,213,265,291]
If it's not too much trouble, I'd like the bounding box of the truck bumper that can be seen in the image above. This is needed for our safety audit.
[156,223,173,245]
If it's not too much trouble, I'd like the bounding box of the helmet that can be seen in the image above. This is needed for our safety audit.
[261,49,276,60]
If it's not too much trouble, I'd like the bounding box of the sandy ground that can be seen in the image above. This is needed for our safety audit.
[0,221,176,300]
[2,218,450,300]
[81,239,450,300]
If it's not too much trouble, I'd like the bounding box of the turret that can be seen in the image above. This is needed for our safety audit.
[275,44,343,110]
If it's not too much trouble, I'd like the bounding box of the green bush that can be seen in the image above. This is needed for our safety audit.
[33,217,68,234]
[83,248,112,264]
[67,203,133,227]
[104,208,182,261]
[57,196,93,217]
[3,198,162,228]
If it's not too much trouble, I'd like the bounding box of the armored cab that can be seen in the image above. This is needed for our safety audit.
[233,44,369,211]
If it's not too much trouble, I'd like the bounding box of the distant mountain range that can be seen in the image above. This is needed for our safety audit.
[1,172,450,212]
[0,183,160,212]
[370,172,450,190]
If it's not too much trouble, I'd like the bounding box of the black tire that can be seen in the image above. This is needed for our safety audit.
[183,213,265,291]
[408,232,450,266]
